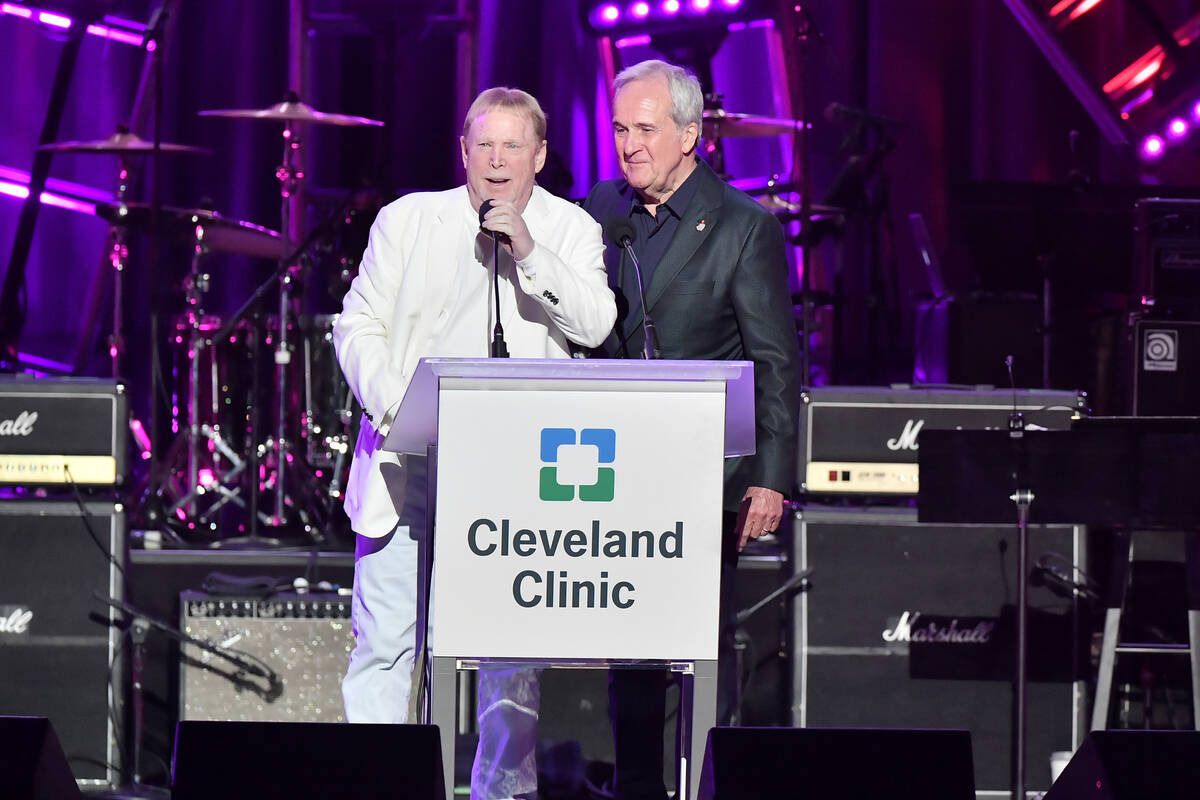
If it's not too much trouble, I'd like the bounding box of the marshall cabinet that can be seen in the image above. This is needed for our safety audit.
[792,505,1087,798]
[797,386,1087,496]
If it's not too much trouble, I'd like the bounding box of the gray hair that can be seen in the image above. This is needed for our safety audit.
[462,86,547,142]
[613,59,703,132]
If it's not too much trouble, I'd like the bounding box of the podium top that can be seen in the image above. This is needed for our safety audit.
[383,357,755,457]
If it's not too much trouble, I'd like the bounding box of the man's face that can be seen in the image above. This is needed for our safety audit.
[460,108,546,213]
[612,77,698,203]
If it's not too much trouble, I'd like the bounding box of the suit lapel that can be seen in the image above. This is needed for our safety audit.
[644,163,722,311]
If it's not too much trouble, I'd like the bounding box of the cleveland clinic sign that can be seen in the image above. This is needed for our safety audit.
[424,370,730,662]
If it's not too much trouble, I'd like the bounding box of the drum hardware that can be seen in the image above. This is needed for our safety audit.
[197,93,382,539]
[38,125,209,379]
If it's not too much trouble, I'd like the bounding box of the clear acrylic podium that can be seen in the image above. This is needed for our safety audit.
[383,357,756,800]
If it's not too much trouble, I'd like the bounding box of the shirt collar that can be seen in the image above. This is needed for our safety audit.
[629,160,701,221]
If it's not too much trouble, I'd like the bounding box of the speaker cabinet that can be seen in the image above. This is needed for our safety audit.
[699,726,975,800]
[178,591,353,722]
[171,720,445,799]
[1130,316,1200,415]
[0,716,83,800]
[1044,730,1200,799]
[0,502,124,787]
[793,506,1086,796]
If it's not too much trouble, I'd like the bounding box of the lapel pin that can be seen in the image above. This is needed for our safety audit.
[696,220,706,231]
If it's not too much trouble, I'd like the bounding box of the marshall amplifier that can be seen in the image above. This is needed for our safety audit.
[0,376,128,485]
[0,501,125,788]
[798,386,1086,495]
[179,592,353,723]
[792,505,1086,798]
[1134,197,1200,312]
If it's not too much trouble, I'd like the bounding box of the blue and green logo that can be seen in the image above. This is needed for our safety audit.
[539,427,615,502]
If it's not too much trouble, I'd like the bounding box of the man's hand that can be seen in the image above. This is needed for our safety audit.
[480,199,535,261]
[736,486,784,551]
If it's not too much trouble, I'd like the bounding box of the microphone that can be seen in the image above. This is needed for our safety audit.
[824,102,904,129]
[734,567,813,625]
[602,217,660,359]
[1005,354,1024,437]
[479,200,508,358]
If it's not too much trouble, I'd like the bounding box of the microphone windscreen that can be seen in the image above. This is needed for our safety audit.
[479,199,495,227]
[602,216,636,247]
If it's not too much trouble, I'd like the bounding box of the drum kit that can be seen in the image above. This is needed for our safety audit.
[40,96,385,545]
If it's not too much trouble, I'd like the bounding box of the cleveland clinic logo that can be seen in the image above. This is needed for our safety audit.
[539,427,615,502]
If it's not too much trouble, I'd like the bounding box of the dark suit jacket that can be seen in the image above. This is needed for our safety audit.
[583,159,801,510]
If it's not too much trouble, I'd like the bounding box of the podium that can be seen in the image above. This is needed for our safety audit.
[384,357,756,800]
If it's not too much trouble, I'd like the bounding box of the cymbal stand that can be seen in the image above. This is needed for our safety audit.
[266,119,303,528]
[164,231,248,531]
[106,157,133,378]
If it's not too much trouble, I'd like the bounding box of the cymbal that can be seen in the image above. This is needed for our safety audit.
[38,130,209,155]
[199,98,384,128]
[729,174,799,195]
[702,110,806,139]
[755,193,845,220]
[96,202,283,259]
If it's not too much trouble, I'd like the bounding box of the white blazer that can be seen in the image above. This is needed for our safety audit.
[334,185,616,536]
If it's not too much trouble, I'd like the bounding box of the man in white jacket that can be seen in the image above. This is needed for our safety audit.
[334,87,616,800]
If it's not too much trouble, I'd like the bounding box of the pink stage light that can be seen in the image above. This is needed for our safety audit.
[1192,100,1200,121]
[85,23,143,46]
[0,2,33,18]
[631,1,650,17]
[198,468,217,487]
[1168,117,1189,139]
[38,192,95,214]
[0,181,30,200]
[721,0,742,6]
[692,0,712,10]
[598,4,620,23]
[36,10,70,28]
[662,0,680,13]
[615,34,652,48]
[1142,135,1165,159]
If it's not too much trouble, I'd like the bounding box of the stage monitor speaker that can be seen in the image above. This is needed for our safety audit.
[178,591,353,722]
[793,506,1086,797]
[1044,730,1200,799]
[171,720,445,800]
[0,716,83,800]
[698,726,975,800]
[0,502,124,788]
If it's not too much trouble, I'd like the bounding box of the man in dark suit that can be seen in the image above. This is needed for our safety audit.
[583,59,801,800]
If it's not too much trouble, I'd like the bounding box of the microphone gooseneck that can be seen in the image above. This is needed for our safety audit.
[479,200,508,358]
[602,216,660,359]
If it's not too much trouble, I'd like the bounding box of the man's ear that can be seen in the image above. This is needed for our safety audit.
[460,135,469,170]
[534,139,547,174]
[681,121,699,156]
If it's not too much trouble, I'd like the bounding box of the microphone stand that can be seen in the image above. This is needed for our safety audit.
[1004,356,1031,800]
[92,594,282,799]
[490,232,508,358]
[618,239,660,359]
[730,567,813,725]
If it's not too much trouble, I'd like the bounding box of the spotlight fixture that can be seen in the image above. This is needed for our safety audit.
[581,0,772,36]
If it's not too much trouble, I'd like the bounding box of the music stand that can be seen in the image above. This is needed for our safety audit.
[918,418,1200,800]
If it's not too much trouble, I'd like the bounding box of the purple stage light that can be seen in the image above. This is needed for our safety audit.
[615,34,652,48]
[1141,135,1165,159]
[721,0,742,6]
[85,23,144,46]
[1168,117,1188,139]
[1192,100,1200,121]
[36,9,69,27]
[662,0,680,12]
[598,3,620,24]
[0,2,32,18]
[692,0,712,11]
[631,1,650,17]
